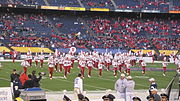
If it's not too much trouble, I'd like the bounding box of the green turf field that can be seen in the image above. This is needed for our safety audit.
[0,62,177,91]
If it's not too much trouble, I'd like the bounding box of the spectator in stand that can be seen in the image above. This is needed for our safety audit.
[0,12,180,50]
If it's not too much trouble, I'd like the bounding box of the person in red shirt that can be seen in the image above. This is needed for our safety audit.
[19,72,28,86]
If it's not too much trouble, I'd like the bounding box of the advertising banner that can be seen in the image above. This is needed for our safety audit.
[64,7,85,11]
[0,87,13,101]
[90,8,109,12]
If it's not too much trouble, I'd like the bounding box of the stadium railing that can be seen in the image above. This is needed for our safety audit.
[165,72,180,101]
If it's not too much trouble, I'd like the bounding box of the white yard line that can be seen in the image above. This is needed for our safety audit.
[46,78,108,90]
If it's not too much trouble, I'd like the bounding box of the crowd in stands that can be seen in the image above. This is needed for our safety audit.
[0,0,179,11]
[0,11,179,50]
[141,0,169,11]
[13,0,47,5]
[47,0,80,7]
[80,0,114,9]
[0,13,52,47]
[172,0,180,11]
[85,15,180,49]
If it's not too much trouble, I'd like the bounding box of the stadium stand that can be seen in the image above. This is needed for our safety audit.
[13,0,46,5]
[0,0,178,12]
[141,0,169,11]
[47,0,81,7]
[84,14,180,50]
[172,0,180,11]
[114,0,141,10]
[0,13,53,47]
[0,1,179,101]
[80,0,114,9]
[0,11,179,50]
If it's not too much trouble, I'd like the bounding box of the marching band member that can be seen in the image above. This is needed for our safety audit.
[162,61,168,76]
[48,56,55,79]
[54,56,59,72]
[12,51,18,63]
[139,55,143,66]
[112,59,118,78]
[27,54,32,67]
[34,53,39,67]
[58,55,64,72]
[163,56,167,62]
[39,53,45,68]
[125,61,132,76]
[118,59,123,73]
[98,57,104,77]
[141,60,146,75]
[79,58,86,77]
[63,56,72,79]
[105,55,111,71]
[21,59,30,74]
[86,58,94,78]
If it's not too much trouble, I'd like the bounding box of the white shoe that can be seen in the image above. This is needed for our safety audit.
[163,73,166,76]
[114,76,117,78]
[88,75,91,78]
[64,76,67,79]
[50,78,52,80]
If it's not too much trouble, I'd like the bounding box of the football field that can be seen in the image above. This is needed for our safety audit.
[0,62,177,91]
